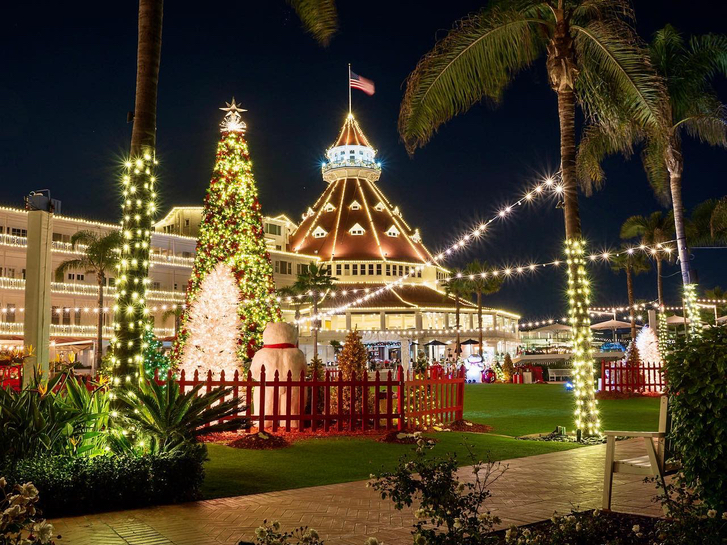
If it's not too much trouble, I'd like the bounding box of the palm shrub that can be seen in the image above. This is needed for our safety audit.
[664,325,727,511]
[113,378,248,453]
[292,263,337,361]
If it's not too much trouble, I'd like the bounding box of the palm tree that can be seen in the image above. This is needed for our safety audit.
[443,276,471,358]
[463,260,503,356]
[292,263,337,360]
[398,1,662,434]
[578,25,727,288]
[689,198,727,247]
[609,249,650,339]
[703,286,727,318]
[620,211,674,306]
[55,230,122,370]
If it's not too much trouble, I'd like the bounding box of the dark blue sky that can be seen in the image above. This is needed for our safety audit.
[2,1,726,318]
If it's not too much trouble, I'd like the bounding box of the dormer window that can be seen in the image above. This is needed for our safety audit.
[386,225,400,237]
[313,226,328,239]
[349,200,361,211]
[323,203,336,213]
[349,223,365,236]
[374,202,386,212]
[393,206,401,216]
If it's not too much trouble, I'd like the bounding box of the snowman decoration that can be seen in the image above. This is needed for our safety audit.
[250,322,307,429]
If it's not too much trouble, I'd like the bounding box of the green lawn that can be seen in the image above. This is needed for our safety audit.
[202,383,661,499]
[463,383,661,437]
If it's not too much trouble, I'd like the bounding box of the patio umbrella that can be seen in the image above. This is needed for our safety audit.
[424,340,446,346]
[665,314,689,325]
[717,315,727,324]
[590,319,636,342]
[460,339,479,345]
[532,323,571,333]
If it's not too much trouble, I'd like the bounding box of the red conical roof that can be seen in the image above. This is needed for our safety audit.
[331,114,373,148]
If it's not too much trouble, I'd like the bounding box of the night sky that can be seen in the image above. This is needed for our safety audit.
[2,1,726,319]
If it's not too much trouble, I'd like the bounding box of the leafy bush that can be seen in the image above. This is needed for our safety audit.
[0,477,55,544]
[0,372,108,459]
[664,325,727,510]
[2,444,207,517]
[370,438,503,545]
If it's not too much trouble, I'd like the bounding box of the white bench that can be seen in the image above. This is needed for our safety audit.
[547,369,571,382]
[602,396,678,511]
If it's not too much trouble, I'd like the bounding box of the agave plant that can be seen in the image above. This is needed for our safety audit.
[114,379,249,453]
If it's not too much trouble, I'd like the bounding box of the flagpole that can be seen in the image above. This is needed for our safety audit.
[348,63,352,115]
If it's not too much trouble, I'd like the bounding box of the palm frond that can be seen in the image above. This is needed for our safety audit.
[576,122,639,194]
[54,258,89,282]
[287,0,338,47]
[680,106,727,148]
[399,5,548,153]
[573,19,667,133]
[640,134,670,203]
[571,0,634,25]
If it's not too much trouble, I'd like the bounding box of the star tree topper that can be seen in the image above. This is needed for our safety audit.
[220,98,247,133]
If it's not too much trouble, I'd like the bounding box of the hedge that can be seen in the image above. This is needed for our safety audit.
[1,443,207,517]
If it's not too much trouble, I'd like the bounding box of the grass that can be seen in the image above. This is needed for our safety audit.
[463,383,661,437]
[202,383,661,499]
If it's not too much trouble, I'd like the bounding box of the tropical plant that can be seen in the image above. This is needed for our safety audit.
[620,211,674,306]
[578,25,727,288]
[610,248,651,339]
[690,198,727,247]
[463,260,503,356]
[329,339,342,355]
[0,371,108,459]
[703,286,727,318]
[114,379,248,453]
[54,230,121,370]
[443,276,471,358]
[292,263,337,360]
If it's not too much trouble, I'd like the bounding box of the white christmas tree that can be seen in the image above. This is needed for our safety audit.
[635,325,661,363]
[177,263,242,378]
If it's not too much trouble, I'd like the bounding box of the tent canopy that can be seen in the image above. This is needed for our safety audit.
[590,319,636,330]
[531,323,571,333]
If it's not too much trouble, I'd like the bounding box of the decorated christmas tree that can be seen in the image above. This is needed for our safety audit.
[501,353,514,383]
[338,329,368,413]
[635,325,660,363]
[172,100,280,375]
[142,327,171,379]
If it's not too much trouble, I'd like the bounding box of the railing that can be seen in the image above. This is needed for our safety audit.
[155,365,465,432]
[0,322,174,339]
[600,360,664,393]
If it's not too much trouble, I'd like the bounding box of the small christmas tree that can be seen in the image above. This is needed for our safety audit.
[173,100,280,374]
[502,353,514,383]
[338,330,368,413]
[176,263,242,378]
[624,341,641,366]
[142,326,171,379]
[635,325,661,363]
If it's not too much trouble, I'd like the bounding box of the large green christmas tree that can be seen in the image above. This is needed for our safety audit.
[172,100,280,376]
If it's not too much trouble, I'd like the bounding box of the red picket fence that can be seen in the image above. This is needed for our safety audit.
[600,360,665,393]
[156,365,465,432]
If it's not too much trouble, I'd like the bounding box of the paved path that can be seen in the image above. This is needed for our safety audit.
[52,439,663,545]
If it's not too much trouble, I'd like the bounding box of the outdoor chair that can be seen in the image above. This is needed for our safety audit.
[602,395,678,511]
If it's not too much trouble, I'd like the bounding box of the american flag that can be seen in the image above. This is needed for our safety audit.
[349,71,375,96]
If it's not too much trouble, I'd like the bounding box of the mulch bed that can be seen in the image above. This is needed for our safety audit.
[227,432,290,450]
[378,430,440,445]
[447,419,493,433]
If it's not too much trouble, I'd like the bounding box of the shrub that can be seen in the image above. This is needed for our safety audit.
[664,325,727,510]
[501,354,513,383]
[1,444,207,517]
[370,439,503,544]
[0,477,55,545]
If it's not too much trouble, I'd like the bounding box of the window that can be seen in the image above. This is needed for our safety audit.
[348,223,365,236]
[152,281,161,290]
[62,307,71,326]
[374,202,386,212]
[336,264,342,276]
[51,306,60,325]
[52,233,71,243]
[6,304,15,324]
[297,263,309,275]
[360,264,366,276]
[184,219,190,227]
[265,223,282,236]
[68,273,75,280]
[10,228,27,237]
[323,203,336,213]
[369,264,374,275]
[275,261,292,275]
[417,269,422,278]
[352,264,358,275]
[77,274,84,281]
[74,309,81,326]
[4,268,15,279]
[21,269,26,280]
[107,277,115,286]
[344,264,350,275]
[376,264,382,275]
[313,226,327,238]
[349,201,361,211]
[386,225,400,237]
[386,264,391,276]
[174,283,178,290]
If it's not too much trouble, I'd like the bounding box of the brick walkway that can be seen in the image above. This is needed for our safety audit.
[52,438,663,545]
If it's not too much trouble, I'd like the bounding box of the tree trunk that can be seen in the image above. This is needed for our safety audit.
[669,169,691,286]
[656,257,664,307]
[313,297,319,361]
[455,296,461,358]
[130,0,164,157]
[626,264,636,340]
[477,291,483,357]
[557,88,581,240]
[97,272,104,371]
